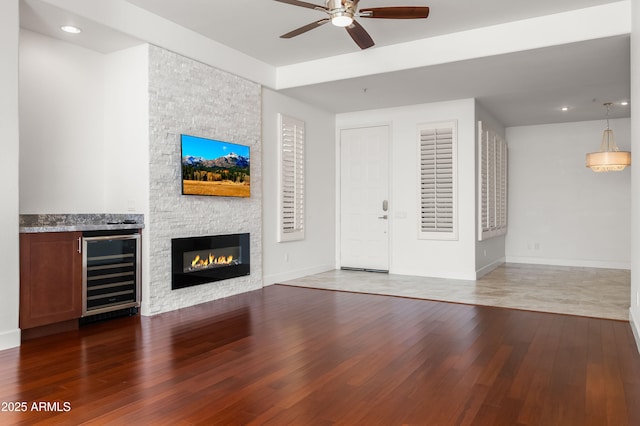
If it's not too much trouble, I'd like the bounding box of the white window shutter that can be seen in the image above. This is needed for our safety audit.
[278,114,305,242]
[488,128,496,230]
[418,121,458,240]
[479,123,489,234]
[499,140,508,230]
[478,121,508,241]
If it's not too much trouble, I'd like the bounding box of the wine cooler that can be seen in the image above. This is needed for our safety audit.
[82,230,141,317]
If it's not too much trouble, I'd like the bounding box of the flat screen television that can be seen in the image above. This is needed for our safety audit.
[181,134,250,198]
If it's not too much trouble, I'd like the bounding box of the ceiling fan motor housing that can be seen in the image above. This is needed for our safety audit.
[327,0,356,26]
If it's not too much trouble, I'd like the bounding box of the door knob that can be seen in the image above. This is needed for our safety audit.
[378,215,388,219]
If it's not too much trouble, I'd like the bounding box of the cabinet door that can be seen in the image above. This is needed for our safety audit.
[20,232,83,329]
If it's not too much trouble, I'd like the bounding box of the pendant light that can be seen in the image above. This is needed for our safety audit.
[586,102,631,172]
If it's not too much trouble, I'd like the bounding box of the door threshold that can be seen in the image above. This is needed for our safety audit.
[341,267,389,274]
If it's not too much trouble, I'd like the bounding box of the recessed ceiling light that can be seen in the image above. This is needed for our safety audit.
[561,106,569,112]
[60,25,82,34]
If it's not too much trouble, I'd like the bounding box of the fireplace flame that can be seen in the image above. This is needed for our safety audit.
[188,252,236,271]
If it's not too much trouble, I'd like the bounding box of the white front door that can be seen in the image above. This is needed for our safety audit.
[340,125,390,271]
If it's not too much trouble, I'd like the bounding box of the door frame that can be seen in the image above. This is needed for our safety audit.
[336,123,392,271]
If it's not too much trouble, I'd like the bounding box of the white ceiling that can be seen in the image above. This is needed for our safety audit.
[125,0,622,66]
[19,0,631,127]
[20,0,143,54]
[280,35,630,126]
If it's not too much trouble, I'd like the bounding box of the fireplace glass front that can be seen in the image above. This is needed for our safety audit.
[172,233,250,290]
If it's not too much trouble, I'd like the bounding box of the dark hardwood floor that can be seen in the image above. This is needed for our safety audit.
[1,285,639,425]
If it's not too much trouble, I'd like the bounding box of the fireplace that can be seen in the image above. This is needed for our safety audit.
[171,233,250,290]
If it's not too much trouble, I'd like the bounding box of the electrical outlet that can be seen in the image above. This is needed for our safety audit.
[284,253,289,262]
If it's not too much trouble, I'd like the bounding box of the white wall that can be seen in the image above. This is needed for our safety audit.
[103,44,149,215]
[336,99,478,280]
[475,101,506,276]
[20,31,150,216]
[506,119,631,269]
[19,30,107,213]
[0,0,21,351]
[262,89,336,284]
[630,0,640,350]
[103,44,151,314]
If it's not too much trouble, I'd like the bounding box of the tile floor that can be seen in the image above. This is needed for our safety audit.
[280,263,631,321]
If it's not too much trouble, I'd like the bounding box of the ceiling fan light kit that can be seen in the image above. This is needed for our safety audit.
[331,13,354,27]
[275,0,430,49]
[327,0,354,26]
[585,102,631,172]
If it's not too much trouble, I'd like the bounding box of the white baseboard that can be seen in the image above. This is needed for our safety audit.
[0,328,21,352]
[630,309,640,355]
[263,264,335,286]
[505,256,630,270]
[476,257,505,279]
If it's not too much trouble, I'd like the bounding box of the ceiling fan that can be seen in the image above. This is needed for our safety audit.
[275,0,430,50]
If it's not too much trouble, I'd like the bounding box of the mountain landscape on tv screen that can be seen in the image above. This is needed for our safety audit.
[182,152,250,197]
[182,152,250,169]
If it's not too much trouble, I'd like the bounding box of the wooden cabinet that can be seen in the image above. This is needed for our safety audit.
[20,232,83,329]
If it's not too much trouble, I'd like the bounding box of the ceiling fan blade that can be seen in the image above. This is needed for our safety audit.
[281,19,330,38]
[273,0,326,11]
[346,20,375,50]
[359,7,430,19]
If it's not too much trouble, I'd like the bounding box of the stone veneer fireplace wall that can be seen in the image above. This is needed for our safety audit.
[147,45,262,314]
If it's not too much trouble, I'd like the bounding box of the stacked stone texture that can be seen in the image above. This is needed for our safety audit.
[148,45,262,314]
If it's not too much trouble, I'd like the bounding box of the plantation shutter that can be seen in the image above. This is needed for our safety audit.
[478,121,508,241]
[418,121,458,240]
[479,124,488,234]
[278,114,305,242]
[488,128,496,229]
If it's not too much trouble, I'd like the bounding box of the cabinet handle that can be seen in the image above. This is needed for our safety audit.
[77,237,82,254]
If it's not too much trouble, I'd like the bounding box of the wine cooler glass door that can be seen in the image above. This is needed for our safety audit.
[82,233,140,316]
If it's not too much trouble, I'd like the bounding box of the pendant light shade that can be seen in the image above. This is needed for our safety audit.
[586,103,631,172]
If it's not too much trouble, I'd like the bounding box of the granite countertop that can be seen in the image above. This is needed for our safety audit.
[20,214,145,233]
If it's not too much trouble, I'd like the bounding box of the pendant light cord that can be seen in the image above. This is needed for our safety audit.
[601,102,615,152]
